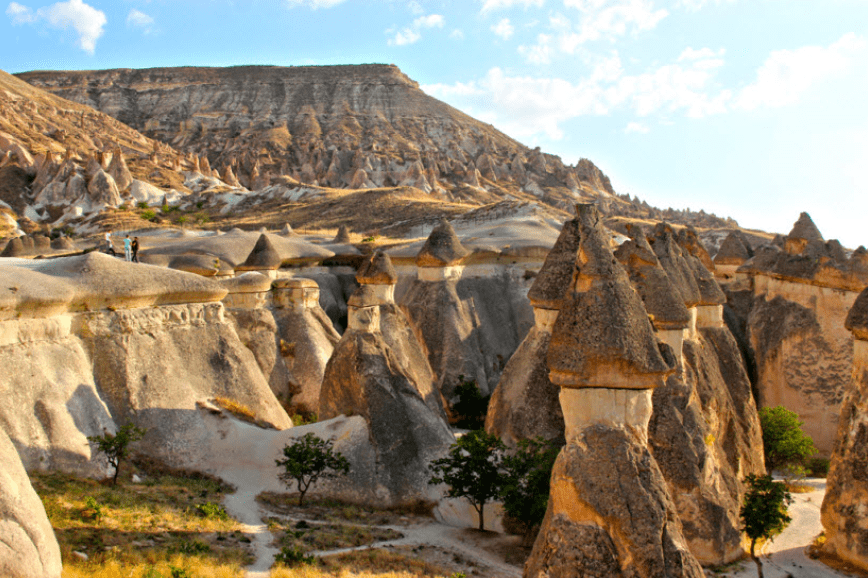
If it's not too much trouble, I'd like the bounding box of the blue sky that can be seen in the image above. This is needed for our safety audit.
[2,0,867,246]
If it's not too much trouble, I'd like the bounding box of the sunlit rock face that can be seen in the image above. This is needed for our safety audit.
[821,290,868,572]
[525,204,704,578]
[319,251,452,504]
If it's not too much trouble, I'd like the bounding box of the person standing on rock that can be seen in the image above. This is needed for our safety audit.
[123,234,132,262]
[104,230,115,255]
[131,237,139,263]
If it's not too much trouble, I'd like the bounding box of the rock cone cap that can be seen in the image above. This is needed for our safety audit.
[333,225,352,244]
[714,232,753,266]
[416,219,470,267]
[527,218,580,310]
[237,234,281,270]
[650,223,701,308]
[788,212,824,242]
[547,204,674,389]
[356,251,398,285]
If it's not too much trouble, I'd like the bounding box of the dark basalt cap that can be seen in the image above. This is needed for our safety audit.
[788,212,824,242]
[676,226,714,271]
[615,225,692,329]
[650,223,701,308]
[714,232,753,265]
[237,234,282,270]
[333,225,352,244]
[546,203,674,388]
[527,218,580,310]
[416,219,470,267]
[845,286,868,340]
[356,251,398,285]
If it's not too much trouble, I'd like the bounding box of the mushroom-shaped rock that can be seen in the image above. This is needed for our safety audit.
[1,236,25,257]
[614,224,692,331]
[526,218,580,311]
[167,254,221,277]
[677,226,714,271]
[714,232,753,267]
[107,148,133,192]
[416,220,470,268]
[29,252,227,310]
[650,223,702,308]
[236,234,282,272]
[220,272,273,309]
[0,428,62,578]
[785,212,823,255]
[50,236,75,251]
[333,225,352,244]
[87,169,121,206]
[547,204,674,389]
[356,251,398,285]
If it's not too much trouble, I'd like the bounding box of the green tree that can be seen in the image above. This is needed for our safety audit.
[500,437,561,545]
[87,424,147,486]
[451,377,490,429]
[759,406,817,472]
[276,433,350,506]
[429,429,505,531]
[740,474,792,578]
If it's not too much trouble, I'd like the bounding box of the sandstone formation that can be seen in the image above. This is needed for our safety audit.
[526,204,703,578]
[731,213,868,454]
[319,251,452,503]
[236,233,282,274]
[820,290,868,571]
[485,219,578,445]
[0,428,62,578]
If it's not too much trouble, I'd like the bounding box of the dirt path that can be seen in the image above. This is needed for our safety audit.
[726,479,854,578]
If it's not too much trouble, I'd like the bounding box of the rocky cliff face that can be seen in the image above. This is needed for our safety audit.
[17,65,615,211]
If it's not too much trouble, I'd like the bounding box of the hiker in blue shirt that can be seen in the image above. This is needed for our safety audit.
[123,235,132,262]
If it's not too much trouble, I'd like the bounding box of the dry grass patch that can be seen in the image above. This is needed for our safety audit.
[31,464,253,576]
[257,492,433,526]
[270,548,456,577]
[213,396,257,423]
[266,518,403,553]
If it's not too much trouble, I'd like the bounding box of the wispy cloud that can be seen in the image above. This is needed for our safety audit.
[676,0,737,12]
[387,13,444,46]
[491,18,514,40]
[480,0,544,13]
[285,0,348,8]
[625,121,650,134]
[126,8,153,33]
[736,33,868,111]
[6,0,106,54]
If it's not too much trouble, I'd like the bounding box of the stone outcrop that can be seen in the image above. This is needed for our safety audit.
[236,233,282,274]
[0,428,62,578]
[820,290,868,571]
[319,251,452,503]
[526,204,703,578]
[485,219,579,446]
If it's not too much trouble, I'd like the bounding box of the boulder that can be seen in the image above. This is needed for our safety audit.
[0,428,62,578]
[87,169,122,207]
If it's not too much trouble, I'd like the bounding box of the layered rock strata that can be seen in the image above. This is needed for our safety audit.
[319,251,452,503]
[526,204,704,578]
[820,291,868,571]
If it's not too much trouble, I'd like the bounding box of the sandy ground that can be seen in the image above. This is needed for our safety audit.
[717,479,858,578]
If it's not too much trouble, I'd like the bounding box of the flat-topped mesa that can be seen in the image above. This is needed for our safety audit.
[713,231,754,278]
[785,211,824,255]
[615,224,692,364]
[218,272,273,309]
[526,218,580,331]
[415,219,470,281]
[272,278,320,309]
[333,225,352,244]
[821,289,868,571]
[235,234,281,277]
[547,204,674,397]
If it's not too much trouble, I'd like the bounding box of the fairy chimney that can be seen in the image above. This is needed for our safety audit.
[415,220,470,281]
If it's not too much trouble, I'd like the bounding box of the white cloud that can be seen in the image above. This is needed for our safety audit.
[676,0,737,11]
[491,18,514,39]
[387,13,444,46]
[625,122,650,134]
[126,8,153,31]
[414,14,444,28]
[285,0,348,8]
[480,0,544,13]
[560,0,668,45]
[518,33,553,64]
[737,33,868,111]
[6,2,36,24]
[408,1,424,15]
[13,0,107,54]
[450,29,465,40]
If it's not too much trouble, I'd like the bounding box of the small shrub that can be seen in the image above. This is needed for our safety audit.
[213,396,256,423]
[118,203,128,211]
[169,566,191,578]
[175,216,188,225]
[741,473,792,578]
[82,496,102,522]
[140,209,156,221]
[500,437,561,544]
[177,539,210,554]
[290,411,318,427]
[274,545,317,567]
[759,406,817,472]
[452,377,490,429]
[704,433,716,446]
[807,457,830,478]
[87,424,147,485]
[137,201,149,209]
[196,201,204,209]
[195,501,228,520]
